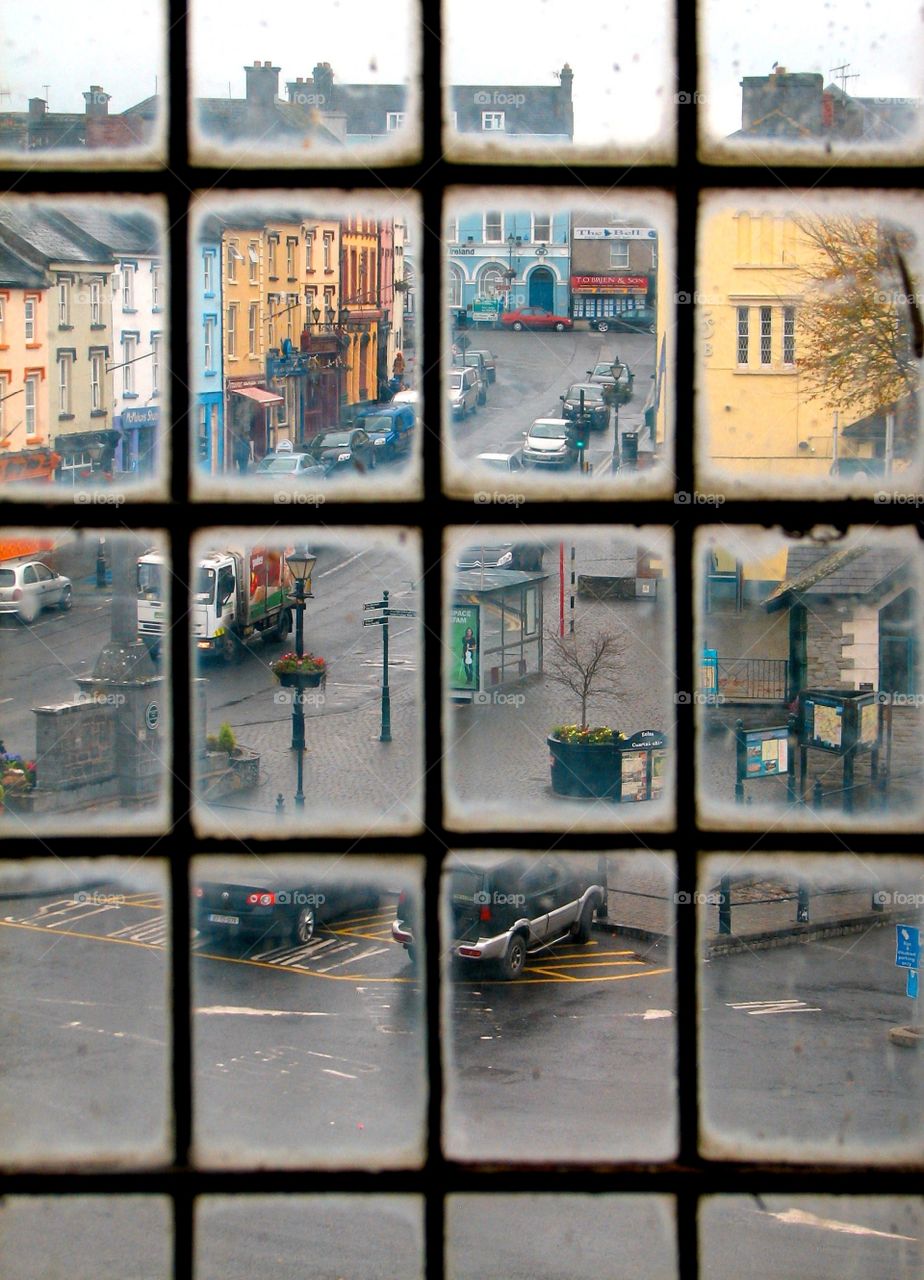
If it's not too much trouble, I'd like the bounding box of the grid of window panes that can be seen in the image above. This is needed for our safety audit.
[0,1,922,1276]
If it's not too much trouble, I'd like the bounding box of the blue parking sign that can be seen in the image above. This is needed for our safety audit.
[895,925,921,970]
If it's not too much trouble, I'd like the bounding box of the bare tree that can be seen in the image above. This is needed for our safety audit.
[793,214,919,430]
[544,626,628,728]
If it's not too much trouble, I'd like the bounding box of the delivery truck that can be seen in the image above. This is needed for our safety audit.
[193,543,294,662]
[137,549,167,659]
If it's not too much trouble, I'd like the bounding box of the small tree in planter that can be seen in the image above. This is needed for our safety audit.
[206,722,237,755]
[544,626,629,797]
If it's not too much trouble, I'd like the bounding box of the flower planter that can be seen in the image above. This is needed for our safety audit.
[547,734,622,799]
[275,669,325,688]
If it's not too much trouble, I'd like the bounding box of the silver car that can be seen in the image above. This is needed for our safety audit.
[522,417,578,468]
[0,561,72,622]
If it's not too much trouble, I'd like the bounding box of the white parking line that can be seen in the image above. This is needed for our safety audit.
[317,946,390,972]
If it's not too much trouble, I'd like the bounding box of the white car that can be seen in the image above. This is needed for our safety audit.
[0,561,72,622]
[447,367,480,419]
[475,450,526,473]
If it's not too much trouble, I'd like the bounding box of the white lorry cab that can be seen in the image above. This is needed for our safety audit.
[137,550,167,659]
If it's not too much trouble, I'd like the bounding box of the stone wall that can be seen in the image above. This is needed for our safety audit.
[33,702,116,790]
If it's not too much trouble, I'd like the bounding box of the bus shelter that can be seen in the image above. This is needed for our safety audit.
[450,569,549,701]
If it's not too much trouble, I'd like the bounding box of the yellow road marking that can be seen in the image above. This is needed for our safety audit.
[0,918,164,954]
[476,967,673,986]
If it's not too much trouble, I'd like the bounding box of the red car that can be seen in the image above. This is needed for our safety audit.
[499,306,573,332]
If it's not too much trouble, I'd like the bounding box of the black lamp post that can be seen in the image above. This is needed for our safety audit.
[286,547,317,809]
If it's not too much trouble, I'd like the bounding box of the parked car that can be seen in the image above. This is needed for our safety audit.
[475,449,526,473]
[306,427,375,472]
[466,348,497,383]
[560,382,610,431]
[391,886,418,965]
[589,306,655,334]
[587,359,635,406]
[444,855,604,979]
[447,367,480,419]
[453,352,488,404]
[0,560,72,623]
[455,543,544,572]
[254,452,331,480]
[500,306,573,332]
[195,876,381,947]
[355,403,416,462]
[521,417,579,468]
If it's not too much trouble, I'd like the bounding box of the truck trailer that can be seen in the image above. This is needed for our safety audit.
[193,543,295,662]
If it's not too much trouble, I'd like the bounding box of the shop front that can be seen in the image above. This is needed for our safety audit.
[226,377,284,469]
[570,273,649,324]
[118,405,159,475]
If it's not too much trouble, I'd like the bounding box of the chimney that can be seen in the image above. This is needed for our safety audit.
[311,62,335,108]
[28,97,47,120]
[244,60,280,110]
[559,63,574,99]
[739,70,823,134]
[83,85,110,117]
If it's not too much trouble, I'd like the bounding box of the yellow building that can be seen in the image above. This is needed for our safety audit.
[340,217,380,408]
[222,220,271,460]
[699,207,842,481]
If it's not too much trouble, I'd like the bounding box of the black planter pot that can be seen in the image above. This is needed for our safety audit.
[275,669,325,688]
[547,734,622,799]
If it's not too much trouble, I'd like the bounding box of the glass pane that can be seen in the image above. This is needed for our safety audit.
[0,1196,172,1280]
[0,197,170,500]
[695,525,924,832]
[696,191,923,500]
[447,1194,677,1277]
[444,0,674,160]
[442,851,677,1162]
[700,1195,923,1279]
[699,853,924,1162]
[190,4,419,164]
[190,527,422,837]
[0,528,171,837]
[444,525,674,832]
[195,1195,424,1278]
[192,855,426,1167]
[443,191,674,500]
[190,192,420,501]
[0,8,165,164]
[701,1,924,161]
[0,859,171,1165]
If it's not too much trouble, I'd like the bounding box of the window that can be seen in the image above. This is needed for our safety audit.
[227,241,238,283]
[446,217,458,243]
[305,230,315,271]
[759,305,772,365]
[90,280,101,325]
[226,304,238,358]
[123,334,137,394]
[285,294,297,343]
[386,112,406,131]
[322,232,333,271]
[152,335,162,396]
[152,264,162,309]
[267,237,278,277]
[286,239,296,278]
[0,294,4,343]
[24,373,37,434]
[783,305,795,365]
[448,266,463,308]
[58,353,72,414]
[484,212,503,243]
[90,353,104,411]
[532,214,551,242]
[203,251,214,294]
[248,303,258,356]
[482,111,505,131]
[0,373,6,435]
[203,317,215,372]
[608,242,630,267]
[122,263,135,310]
[248,241,259,284]
[736,306,749,365]
[58,279,70,326]
[24,296,35,343]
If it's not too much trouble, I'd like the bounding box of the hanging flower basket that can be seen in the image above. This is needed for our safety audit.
[271,652,327,687]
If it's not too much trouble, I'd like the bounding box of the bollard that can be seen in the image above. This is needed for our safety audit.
[275,792,285,818]
[96,538,108,589]
[812,778,824,810]
[718,875,732,935]
[796,884,809,923]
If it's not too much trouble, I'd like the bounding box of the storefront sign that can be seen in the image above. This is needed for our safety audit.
[121,406,160,427]
[574,227,657,239]
[570,274,648,293]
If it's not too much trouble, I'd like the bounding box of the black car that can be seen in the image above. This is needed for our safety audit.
[560,382,611,431]
[394,856,604,980]
[590,306,655,334]
[465,348,497,384]
[455,543,544,572]
[587,360,635,406]
[307,427,375,473]
[195,877,380,947]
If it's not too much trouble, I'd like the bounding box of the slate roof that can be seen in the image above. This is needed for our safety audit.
[0,242,46,288]
[53,209,160,256]
[0,207,110,264]
[196,98,343,146]
[763,544,913,606]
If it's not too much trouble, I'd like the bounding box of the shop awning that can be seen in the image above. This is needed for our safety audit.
[232,386,284,406]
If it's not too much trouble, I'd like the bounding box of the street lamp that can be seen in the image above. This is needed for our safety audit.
[286,547,317,809]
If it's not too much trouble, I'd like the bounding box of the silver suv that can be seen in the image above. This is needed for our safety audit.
[447,367,480,419]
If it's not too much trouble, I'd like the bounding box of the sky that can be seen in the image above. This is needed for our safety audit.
[1,0,921,144]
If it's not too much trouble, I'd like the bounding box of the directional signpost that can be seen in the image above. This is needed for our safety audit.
[895,924,921,1000]
[363,589,417,743]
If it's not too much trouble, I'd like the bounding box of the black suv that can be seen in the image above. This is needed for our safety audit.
[393,856,604,980]
[560,382,610,431]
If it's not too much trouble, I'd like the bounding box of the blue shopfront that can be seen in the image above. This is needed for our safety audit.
[447,211,571,326]
[118,405,160,475]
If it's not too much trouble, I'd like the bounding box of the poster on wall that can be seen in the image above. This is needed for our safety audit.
[450,603,480,692]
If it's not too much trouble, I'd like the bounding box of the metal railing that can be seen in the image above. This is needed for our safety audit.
[718,657,788,701]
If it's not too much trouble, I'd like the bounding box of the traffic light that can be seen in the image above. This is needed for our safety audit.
[566,420,587,451]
